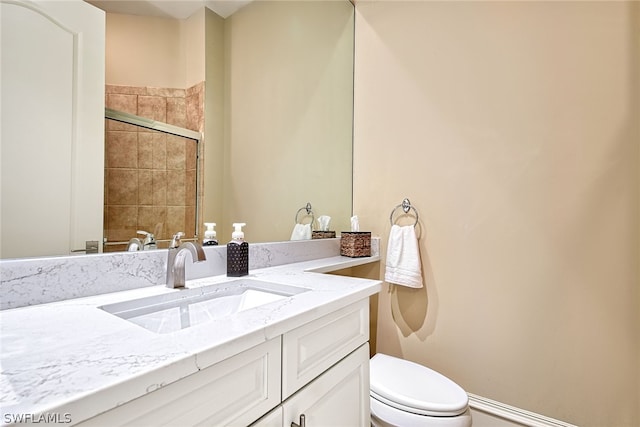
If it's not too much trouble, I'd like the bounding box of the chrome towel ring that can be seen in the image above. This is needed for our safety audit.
[295,202,315,225]
[389,198,419,227]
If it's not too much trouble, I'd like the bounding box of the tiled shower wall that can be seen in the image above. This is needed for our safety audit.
[104,83,204,251]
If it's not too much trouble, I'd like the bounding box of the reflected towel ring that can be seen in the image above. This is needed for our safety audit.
[295,202,315,225]
[389,198,419,227]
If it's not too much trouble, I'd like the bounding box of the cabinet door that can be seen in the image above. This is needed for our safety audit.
[78,338,281,427]
[282,299,369,398]
[283,343,370,427]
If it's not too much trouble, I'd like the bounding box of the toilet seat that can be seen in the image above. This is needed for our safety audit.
[370,353,469,417]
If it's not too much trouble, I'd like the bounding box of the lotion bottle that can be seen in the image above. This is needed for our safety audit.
[203,222,218,246]
[227,223,249,277]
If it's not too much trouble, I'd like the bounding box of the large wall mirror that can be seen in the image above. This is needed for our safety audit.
[0,0,354,259]
[100,0,354,247]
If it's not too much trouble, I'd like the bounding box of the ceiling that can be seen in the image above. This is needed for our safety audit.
[86,0,252,19]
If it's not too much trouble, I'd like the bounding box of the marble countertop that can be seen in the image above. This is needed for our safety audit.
[0,255,381,425]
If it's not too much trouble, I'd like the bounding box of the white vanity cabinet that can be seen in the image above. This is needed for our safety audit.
[278,343,370,427]
[254,299,371,427]
[78,337,282,426]
[78,299,371,427]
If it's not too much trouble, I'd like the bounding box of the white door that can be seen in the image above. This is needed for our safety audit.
[283,344,371,427]
[0,0,105,258]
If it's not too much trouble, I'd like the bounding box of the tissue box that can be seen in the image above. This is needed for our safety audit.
[312,231,336,239]
[340,232,371,257]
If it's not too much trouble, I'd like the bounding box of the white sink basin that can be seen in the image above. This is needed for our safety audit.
[100,279,309,334]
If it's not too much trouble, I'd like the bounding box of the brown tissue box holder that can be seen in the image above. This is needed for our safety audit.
[340,232,371,257]
[312,231,336,239]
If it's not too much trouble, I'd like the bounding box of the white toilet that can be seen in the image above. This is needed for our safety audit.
[370,353,472,427]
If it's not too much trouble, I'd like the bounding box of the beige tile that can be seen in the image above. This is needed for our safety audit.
[166,170,186,206]
[104,169,110,207]
[138,170,153,205]
[138,206,166,238]
[106,85,146,96]
[152,132,167,169]
[166,97,187,128]
[167,135,186,170]
[184,205,196,238]
[105,85,123,94]
[152,170,167,206]
[186,81,204,97]
[103,204,109,240]
[197,143,205,198]
[151,220,165,241]
[138,96,166,122]
[105,205,138,242]
[106,92,138,132]
[102,84,209,252]
[106,93,137,114]
[106,117,138,132]
[106,131,137,168]
[166,206,186,238]
[185,169,197,207]
[147,87,185,98]
[186,90,203,132]
[138,133,153,169]
[108,169,138,205]
[185,140,197,170]
[104,243,128,253]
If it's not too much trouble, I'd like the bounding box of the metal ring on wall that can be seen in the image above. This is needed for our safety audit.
[389,198,419,227]
[295,202,315,225]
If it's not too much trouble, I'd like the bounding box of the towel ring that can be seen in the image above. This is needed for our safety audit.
[295,202,315,225]
[389,198,419,227]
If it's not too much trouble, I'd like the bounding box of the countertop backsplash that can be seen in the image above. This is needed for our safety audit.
[0,237,380,310]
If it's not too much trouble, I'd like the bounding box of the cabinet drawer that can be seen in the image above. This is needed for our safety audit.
[78,338,281,427]
[282,299,369,398]
[283,343,371,427]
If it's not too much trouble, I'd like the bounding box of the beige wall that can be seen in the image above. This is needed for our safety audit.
[183,8,206,89]
[353,1,639,426]
[105,12,205,88]
[106,13,183,88]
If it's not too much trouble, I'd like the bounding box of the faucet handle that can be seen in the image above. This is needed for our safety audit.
[137,230,155,244]
[169,232,185,249]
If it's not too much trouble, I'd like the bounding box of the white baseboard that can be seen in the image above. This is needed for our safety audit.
[467,393,577,427]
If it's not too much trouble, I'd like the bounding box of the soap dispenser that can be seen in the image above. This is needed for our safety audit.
[203,222,218,246]
[227,223,248,277]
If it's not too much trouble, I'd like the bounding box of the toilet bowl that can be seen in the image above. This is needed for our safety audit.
[370,353,472,427]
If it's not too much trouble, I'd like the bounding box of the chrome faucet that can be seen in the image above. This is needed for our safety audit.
[127,230,156,251]
[127,238,143,251]
[166,232,206,289]
[138,230,157,250]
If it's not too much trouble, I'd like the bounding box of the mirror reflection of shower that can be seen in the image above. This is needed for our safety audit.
[104,108,200,252]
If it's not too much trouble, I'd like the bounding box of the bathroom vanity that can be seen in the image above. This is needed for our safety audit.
[80,300,370,426]
[0,239,381,426]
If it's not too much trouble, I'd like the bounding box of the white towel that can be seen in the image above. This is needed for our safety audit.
[385,224,423,288]
[290,223,311,240]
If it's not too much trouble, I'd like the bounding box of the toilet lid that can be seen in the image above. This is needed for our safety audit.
[370,353,469,417]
